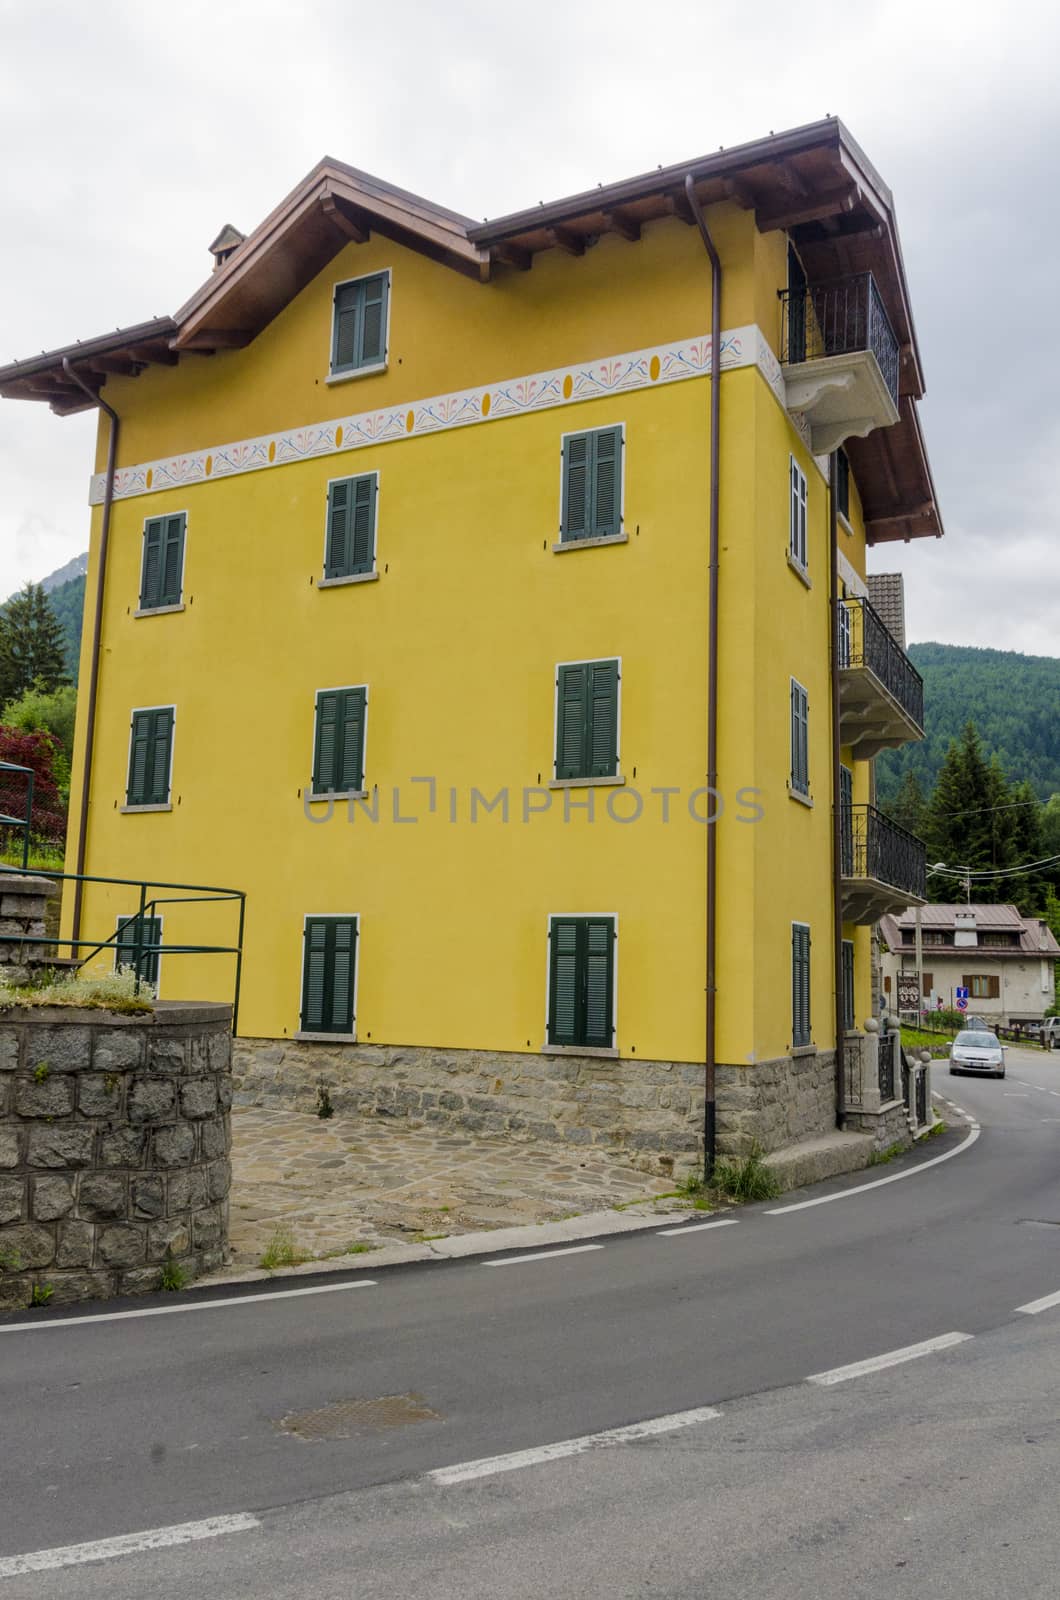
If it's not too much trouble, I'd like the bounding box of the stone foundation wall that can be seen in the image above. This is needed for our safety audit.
[234,1038,705,1176]
[715,1051,837,1157]
[0,1002,233,1311]
[844,1099,912,1151]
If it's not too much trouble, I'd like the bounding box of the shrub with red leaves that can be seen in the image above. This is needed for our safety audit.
[0,726,67,845]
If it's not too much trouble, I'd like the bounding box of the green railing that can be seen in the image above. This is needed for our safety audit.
[0,864,246,1033]
[0,759,34,870]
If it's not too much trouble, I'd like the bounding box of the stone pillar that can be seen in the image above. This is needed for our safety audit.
[0,873,59,981]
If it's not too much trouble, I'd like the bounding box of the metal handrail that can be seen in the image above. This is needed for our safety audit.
[0,760,35,870]
[840,804,927,899]
[837,595,924,730]
[0,864,246,1033]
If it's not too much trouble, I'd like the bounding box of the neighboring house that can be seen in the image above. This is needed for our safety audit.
[0,118,941,1168]
[880,905,1060,1027]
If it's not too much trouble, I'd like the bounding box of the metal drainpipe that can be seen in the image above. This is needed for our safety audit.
[683,174,721,1181]
[828,449,846,1126]
[60,358,119,948]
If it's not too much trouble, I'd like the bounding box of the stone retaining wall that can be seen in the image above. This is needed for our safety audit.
[0,1002,233,1310]
[234,1038,705,1176]
[714,1050,837,1157]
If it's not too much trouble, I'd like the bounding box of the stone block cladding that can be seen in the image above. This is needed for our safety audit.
[0,1003,232,1310]
[232,1038,842,1171]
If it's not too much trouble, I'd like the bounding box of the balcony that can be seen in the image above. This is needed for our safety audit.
[837,596,924,757]
[779,272,900,454]
[840,804,926,923]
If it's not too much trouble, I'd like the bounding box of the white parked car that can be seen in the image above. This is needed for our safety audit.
[949,1030,1006,1078]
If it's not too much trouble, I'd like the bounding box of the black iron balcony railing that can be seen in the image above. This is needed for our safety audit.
[780,271,900,408]
[840,804,926,900]
[838,595,924,730]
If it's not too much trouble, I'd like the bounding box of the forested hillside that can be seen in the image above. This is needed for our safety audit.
[877,642,1060,803]
[46,573,86,683]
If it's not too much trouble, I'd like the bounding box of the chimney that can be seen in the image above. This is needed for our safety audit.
[953,910,978,948]
[207,224,247,272]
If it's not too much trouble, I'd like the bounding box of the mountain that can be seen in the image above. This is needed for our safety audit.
[877,642,1060,803]
[47,572,87,683]
[39,553,88,593]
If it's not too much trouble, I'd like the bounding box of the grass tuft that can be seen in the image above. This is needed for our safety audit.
[259,1227,310,1272]
[0,964,154,1014]
[710,1143,781,1203]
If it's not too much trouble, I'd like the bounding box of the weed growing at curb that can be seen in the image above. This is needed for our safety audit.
[710,1144,781,1203]
[29,1283,54,1307]
[159,1253,187,1292]
[260,1227,311,1271]
[316,1078,334,1119]
[869,1141,906,1167]
[919,1119,948,1140]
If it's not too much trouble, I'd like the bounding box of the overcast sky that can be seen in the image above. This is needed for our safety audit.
[0,0,1055,654]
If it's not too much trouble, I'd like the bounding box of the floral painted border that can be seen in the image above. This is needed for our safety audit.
[89,323,778,506]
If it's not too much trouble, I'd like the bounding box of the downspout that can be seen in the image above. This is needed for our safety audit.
[60,358,119,948]
[828,450,845,1126]
[683,174,721,1181]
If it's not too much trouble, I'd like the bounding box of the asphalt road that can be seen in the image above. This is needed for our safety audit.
[1,1047,1058,1596]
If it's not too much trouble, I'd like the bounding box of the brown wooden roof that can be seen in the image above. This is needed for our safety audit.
[0,120,941,540]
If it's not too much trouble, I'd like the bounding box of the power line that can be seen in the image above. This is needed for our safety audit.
[929,853,1060,880]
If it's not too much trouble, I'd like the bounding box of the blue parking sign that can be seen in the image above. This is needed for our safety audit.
[955,986,969,1001]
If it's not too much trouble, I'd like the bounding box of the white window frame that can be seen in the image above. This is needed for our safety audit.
[551,655,622,783]
[789,456,808,571]
[297,912,360,1041]
[326,267,392,384]
[122,703,176,813]
[135,508,189,617]
[543,912,619,1055]
[319,470,381,587]
[308,683,370,801]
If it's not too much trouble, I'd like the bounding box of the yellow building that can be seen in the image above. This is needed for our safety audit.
[0,119,941,1174]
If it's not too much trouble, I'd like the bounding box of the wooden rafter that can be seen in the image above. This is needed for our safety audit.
[756,186,858,231]
[601,208,641,242]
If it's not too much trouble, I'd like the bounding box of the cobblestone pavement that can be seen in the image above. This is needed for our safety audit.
[228,1106,686,1268]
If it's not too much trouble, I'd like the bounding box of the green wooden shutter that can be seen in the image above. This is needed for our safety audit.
[339,688,366,791]
[140,519,163,609]
[127,710,152,804]
[301,917,357,1034]
[588,660,619,777]
[325,482,351,577]
[591,428,622,537]
[548,919,580,1045]
[562,433,590,541]
[842,940,855,1033]
[160,515,185,605]
[148,708,174,804]
[556,664,588,778]
[350,476,377,573]
[116,915,162,984]
[792,924,811,1048]
[839,764,853,875]
[791,681,809,794]
[332,282,360,372]
[360,274,387,365]
[583,919,615,1047]
[313,693,340,793]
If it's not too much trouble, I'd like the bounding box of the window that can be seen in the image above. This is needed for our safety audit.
[981,932,1017,948]
[555,659,619,779]
[325,474,377,579]
[789,457,808,569]
[560,426,623,543]
[792,922,811,1048]
[835,449,850,522]
[311,687,367,796]
[139,513,186,610]
[548,916,616,1049]
[301,916,358,1035]
[115,915,162,986]
[842,939,855,1032]
[922,931,947,947]
[330,271,388,376]
[790,679,809,797]
[965,974,1000,999]
[126,706,174,807]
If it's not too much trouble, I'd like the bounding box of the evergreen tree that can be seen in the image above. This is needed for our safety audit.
[922,724,1010,902]
[1007,779,1048,912]
[0,584,69,703]
[888,768,927,837]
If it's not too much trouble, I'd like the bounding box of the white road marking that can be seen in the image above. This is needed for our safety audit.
[429,1405,722,1484]
[0,1513,260,1579]
[656,1218,740,1237]
[1004,1093,1030,1098]
[807,1331,972,1386]
[483,1244,604,1268]
[0,1280,376,1334]
[1015,1288,1060,1316]
[766,1122,981,1214]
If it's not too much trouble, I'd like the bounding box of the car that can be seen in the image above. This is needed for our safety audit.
[949,1029,1006,1078]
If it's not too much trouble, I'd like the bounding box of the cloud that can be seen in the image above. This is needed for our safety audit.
[0,0,1057,656]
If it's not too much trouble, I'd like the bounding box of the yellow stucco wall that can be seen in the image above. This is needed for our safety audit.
[68,201,881,1065]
